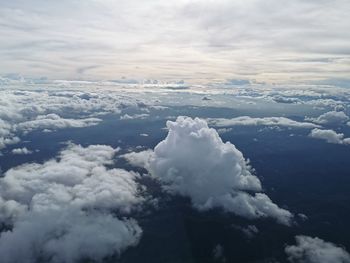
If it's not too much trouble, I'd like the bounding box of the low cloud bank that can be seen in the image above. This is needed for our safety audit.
[125,117,293,225]
[285,236,350,263]
[0,144,144,263]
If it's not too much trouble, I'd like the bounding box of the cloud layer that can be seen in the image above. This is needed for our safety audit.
[1,1,350,83]
[208,116,320,129]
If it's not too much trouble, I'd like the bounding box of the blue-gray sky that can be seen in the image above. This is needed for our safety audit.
[0,0,349,84]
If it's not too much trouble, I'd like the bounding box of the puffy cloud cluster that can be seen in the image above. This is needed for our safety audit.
[11,147,32,155]
[285,236,350,263]
[306,111,349,126]
[0,89,150,152]
[0,144,144,263]
[208,116,319,129]
[309,128,350,145]
[0,119,19,150]
[127,117,293,225]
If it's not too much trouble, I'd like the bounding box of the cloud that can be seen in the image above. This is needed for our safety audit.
[131,117,292,225]
[120,113,149,120]
[0,88,150,151]
[306,111,349,125]
[212,244,226,262]
[272,95,301,104]
[208,116,320,129]
[122,149,154,169]
[309,128,350,145]
[0,119,19,150]
[15,113,101,133]
[11,147,32,155]
[0,144,144,263]
[232,224,259,239]
[1,1,350,83]
[285,235,350,263]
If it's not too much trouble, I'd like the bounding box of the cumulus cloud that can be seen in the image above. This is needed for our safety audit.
[285,235,350,263]
[122,149,154,169]
[309,128,350,145]
[11,147,32,155]
[129,117,292,225]
[208,116,319,129]
[0,119,19,150]
[306,111,349,125]
[0,144,144,263]
[272,95,301,104]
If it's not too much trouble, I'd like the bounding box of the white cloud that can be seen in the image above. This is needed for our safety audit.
[11,147,32,155]
[122,149,154,169]
[306,111,349,125]
[0,144,144,263]
[120,113,149,120]
[285,235,350,263]
[0,119,19,150]
[136,117,292,225]
[15,113,101,133]
[208,116,319,129]
[309,128,350,145]
[0,89,150,152]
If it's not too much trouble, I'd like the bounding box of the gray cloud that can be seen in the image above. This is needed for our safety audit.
[0,0,349,83]
[285,235,350,263]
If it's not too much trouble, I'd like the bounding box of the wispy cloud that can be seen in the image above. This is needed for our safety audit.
[0,0,349,83]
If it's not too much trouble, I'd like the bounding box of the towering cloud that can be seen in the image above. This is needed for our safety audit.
[127,117,293,225]
[0,144,144,263]
[285,236,350,263]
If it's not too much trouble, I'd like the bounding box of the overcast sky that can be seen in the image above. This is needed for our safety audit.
[0,0,349,84]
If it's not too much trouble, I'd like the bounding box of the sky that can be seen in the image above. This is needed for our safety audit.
[0,0,350,84]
